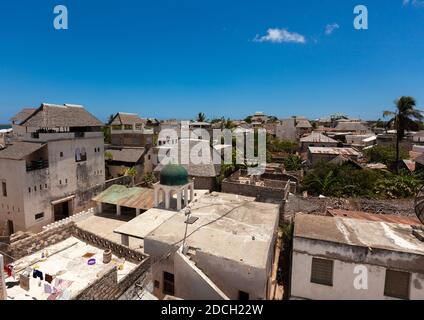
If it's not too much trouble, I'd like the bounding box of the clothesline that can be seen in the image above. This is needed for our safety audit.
[14,242,79,273]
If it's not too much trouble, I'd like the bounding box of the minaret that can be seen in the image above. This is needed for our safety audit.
[154,164,194,211]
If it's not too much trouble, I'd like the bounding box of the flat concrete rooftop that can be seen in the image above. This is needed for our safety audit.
[145,192,280,268]
[77,214,144,250]
[294,213,424,256]
[5,236,137,300]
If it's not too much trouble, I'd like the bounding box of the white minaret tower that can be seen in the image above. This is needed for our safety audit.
[154,164,194,211]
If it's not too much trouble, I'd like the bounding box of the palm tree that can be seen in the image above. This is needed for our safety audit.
[125,167,138,186]
[306,171,337,196]
[384,96,423,174]
[196,112,207,122]
[107,114,115,125]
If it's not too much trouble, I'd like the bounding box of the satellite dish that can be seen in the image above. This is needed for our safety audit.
[414,185,424,224]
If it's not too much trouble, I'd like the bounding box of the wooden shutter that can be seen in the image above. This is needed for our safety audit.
[384,270,410,300]
[311,257,334,286]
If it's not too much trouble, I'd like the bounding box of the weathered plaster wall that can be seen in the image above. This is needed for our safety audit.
[174,250,229,300]
[291,237,424,300]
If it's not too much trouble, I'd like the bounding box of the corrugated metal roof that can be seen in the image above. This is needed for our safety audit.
[308,147,360,156]
[93,185,155,210]
[327,209,421,226]
[300,131,338,143]
[294,213,424,255]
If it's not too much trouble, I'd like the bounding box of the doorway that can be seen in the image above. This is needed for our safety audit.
[7,220,14,236]
[53,200,71,221]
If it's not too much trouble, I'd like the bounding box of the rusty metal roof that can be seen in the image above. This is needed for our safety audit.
[308,146,360,156]
[327,209,421,226]
[92,184,154,210]
[294,213,424,255]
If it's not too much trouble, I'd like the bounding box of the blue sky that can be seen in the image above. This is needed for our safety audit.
[0,0,424,123]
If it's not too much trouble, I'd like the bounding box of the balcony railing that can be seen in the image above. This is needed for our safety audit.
[26,159,49,172]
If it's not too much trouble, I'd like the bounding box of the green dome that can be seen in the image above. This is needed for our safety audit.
[160,164,189,186]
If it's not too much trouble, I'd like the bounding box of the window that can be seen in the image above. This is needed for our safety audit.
[124,124,133,130]
[75,148,81,162]
[60,152,64,158]
[239,291,250,300]
[65,179,68,184]
[311,258,333,286]
[35,212,44,220]
[81,147,87,161]
[28,188,31,193]
[163,272,175,296]
[384,270,410,300]
[2,181,7,197]
[75,148,87,162]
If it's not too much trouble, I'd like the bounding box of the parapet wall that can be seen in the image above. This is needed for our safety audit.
[75,257,151,300]
[9,221,148,264]
[6,220,152,300]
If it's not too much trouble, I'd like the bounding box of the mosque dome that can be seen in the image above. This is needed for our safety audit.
[160,164,189,186]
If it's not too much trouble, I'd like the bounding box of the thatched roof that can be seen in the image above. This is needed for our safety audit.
[21,103,103,128]
[109,112,146,125]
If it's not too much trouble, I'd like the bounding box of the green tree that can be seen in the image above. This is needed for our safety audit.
[244,116,252,124]
[141,172,157,187]
[364,144,409,167]
[102,126,111,144]
[107,114,115,124]
[196,112,207,122]
[125,167,137,186]
[283,155,302,171]
[305,170,337,196]
[105,151,113,160]
[383,96,423,173]
[224,118,234,129]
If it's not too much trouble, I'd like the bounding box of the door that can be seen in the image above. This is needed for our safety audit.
[53,201,70,221]
[7,220,14,236]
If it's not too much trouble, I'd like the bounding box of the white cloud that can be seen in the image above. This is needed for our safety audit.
[403,0,424,7]
[325,23,339,35]
[254,28,306,44]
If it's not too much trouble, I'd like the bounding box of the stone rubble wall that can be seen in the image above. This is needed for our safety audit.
[5,221,152,300]
[283,194,415,223]
[75,257,151,300]
[8,222,148,264]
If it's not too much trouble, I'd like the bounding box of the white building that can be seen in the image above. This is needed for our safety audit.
[0,103,105,234]
[113,164,281,300]
[291,213,424,300]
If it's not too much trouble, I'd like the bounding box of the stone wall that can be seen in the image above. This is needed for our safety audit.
[9,222,74,260]
[8,221,148,264]
[6,220,152,300]
[72,227,146,263]
[192,176,216,191]
[74,259,151,300]
[284,194,415,221]
[222,180,285,200]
